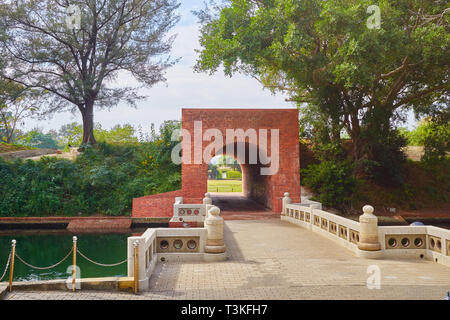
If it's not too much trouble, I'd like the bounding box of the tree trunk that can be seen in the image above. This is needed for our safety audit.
[349,112,364,161]
[80,103,96,145]
[352,136,365,161]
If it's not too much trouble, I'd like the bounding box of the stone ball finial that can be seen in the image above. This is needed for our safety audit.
[73,236,78,242]
[205,193,211,198]
[209,206,220,216]
[284,192,290,197]
[11,239,16,245]
[363,205,374,215]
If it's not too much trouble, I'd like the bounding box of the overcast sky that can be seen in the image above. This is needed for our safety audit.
[25,0,416,133]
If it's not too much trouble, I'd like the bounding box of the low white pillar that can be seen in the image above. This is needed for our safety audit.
[204,206,226,254]
[203,193,212,205]
[357,205,381,251]
[175,197,183,204]
[282,192,291,215]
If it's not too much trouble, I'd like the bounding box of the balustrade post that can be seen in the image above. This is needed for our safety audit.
[175,197,183,204]
[205,206,226,254]
[133,241,139,294]
[9,240,16,292]
[282,192,291,215]
[357,205,382,253]
[72,236,77,292]
[203,193,212,205]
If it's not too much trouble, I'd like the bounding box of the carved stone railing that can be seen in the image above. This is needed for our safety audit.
[379,225,450,266]
[170,193,213,227]
[281,192,450,267]
[128,205,227,291]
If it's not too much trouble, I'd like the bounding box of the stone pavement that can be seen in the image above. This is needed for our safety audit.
[5,219,450,300]
[211,193,280,220]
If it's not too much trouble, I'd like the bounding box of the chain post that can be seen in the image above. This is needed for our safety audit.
[72,236,77,292]
[9,240,16,292]
[133,241,139,294]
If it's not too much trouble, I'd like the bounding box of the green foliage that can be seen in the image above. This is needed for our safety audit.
[9,122,141,150]
[353,158,450,212]
[195,0,449,163]
[400,110,449,162]
[0,79,41,144]
[216,168,229,180]
[226,170,242,179]
[422,119,450,162]
[16,129,60,149]
[208,164,219,180]
[95,124,139,144]
[359,110,407,185]
[0,122,181,217]
[56,123,83,147]
[55,122,138,147]
[399,124,428,146]
[302,160,357,209]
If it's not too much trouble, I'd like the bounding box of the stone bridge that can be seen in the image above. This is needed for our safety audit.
[6,199,450,300]
[5,109,449,301]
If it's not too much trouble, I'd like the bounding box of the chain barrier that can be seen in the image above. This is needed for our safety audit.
[77,249,128,267]
[0,251,11,282]
[6,237,129,278]
[14,248,73,270]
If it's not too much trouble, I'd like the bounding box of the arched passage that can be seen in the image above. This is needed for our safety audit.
[210,141,272,208]
[132,108,301,218]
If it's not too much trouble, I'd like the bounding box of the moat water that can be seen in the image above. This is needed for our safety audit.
[0,230,140,282]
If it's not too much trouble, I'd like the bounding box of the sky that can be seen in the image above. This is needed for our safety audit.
[25,0,416,133]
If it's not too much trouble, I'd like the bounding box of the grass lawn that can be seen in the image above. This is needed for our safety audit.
[207,179,242,192]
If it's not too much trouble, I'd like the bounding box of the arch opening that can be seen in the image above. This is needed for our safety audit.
[206,141,274,216]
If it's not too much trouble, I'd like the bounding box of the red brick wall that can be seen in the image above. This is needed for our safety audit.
[132,108,301,217]
[132,190,202,218]
[67,218,132,232]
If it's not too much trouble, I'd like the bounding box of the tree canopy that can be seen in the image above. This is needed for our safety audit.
[195,0,450,161]
[0,0,180,144]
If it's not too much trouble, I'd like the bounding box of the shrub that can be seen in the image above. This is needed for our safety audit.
[302,160,357,210]
[360,127,407,185]
[226,170,242,179]
[0,122,182,217]
[216,168,230,180]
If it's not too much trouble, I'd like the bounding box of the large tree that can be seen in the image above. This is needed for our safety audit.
[195,0,450,161]
[0,0,180,145]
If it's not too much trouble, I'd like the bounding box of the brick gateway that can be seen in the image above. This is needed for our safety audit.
[132,109,301,218]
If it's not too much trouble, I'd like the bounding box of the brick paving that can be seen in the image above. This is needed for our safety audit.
[211,193,280,220]
[5,219,450,300]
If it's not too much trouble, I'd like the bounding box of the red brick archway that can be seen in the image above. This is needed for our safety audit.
[132,109,300,218]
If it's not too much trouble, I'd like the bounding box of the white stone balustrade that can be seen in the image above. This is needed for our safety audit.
[281,191,450,267]
[170,194,212,226]
[127,219,227,291]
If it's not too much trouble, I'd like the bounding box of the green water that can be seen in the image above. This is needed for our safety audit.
[0,231,130,282]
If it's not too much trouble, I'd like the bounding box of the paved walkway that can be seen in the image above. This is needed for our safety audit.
[211,193,279,220]
[5,219,450,300]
